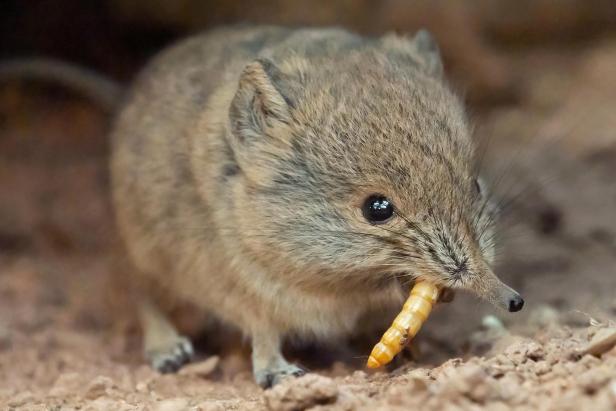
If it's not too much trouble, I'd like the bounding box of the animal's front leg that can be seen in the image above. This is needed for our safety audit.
[138,297,194,373]
[251,327,306,388]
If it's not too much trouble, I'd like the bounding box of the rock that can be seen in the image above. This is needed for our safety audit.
[178,356,219,377]
[577,327,616,357]
[482,315,506,332]
[264,374,339,411]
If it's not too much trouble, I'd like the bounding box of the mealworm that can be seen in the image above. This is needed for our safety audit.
[367,281,440,368]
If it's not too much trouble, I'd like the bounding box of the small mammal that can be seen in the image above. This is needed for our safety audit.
[111,25,524,386]
[2,25,524,388]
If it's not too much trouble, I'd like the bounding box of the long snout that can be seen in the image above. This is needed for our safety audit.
[469,269,524,313]
[493,282,524,312]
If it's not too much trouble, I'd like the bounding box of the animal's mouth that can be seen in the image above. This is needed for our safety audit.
[391,271,417,289]
[390,269,524,313]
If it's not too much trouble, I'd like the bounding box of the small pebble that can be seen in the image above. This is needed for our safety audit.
[178,355,219,377]
[482,315,506,331]
[577,327,616,357]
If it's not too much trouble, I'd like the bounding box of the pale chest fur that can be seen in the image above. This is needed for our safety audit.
[164,231,404,339]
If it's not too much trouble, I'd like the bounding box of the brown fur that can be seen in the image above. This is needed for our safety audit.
[110,25,521,386]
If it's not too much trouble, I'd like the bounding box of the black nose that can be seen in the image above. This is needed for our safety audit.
[508,295,524,312]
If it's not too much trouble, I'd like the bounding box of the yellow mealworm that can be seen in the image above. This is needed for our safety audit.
[366,281,440,368]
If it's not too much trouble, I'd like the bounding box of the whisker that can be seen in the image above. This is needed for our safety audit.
[218,226,426,263]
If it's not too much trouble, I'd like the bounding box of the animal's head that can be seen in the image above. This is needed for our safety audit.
[225,30,523,312]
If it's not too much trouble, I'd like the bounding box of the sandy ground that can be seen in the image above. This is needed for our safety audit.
[1,38,616,410]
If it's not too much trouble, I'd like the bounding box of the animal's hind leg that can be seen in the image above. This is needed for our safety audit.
[138,297,194,373]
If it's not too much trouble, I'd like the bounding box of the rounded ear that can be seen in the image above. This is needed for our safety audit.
[381,29,443,77]
[412,29,443,77]
[229,58,294,146]
[226,59,298,183]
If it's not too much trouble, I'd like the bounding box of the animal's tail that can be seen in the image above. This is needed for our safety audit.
[0,58,123,113]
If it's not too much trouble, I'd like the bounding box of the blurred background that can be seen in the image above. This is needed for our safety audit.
[1,0,616,405]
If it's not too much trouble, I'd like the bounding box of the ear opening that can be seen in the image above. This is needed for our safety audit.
[229,58,293,145]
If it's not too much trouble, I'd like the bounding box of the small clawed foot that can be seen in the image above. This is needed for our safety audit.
[147,336,194,373]
[255,364,306,388]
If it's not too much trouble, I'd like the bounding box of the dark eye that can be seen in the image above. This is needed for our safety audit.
[362,195,394,224]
